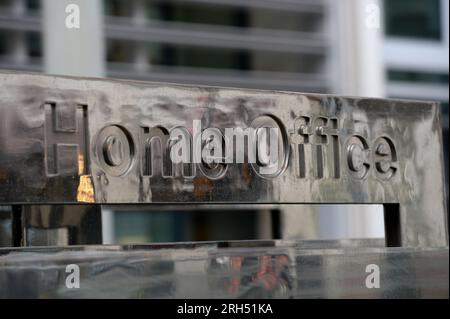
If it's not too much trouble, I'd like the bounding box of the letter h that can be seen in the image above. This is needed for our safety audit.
[44,102,89,176]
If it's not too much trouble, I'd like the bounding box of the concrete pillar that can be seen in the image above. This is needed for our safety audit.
[42,0,105,76]
[323,0,385,239]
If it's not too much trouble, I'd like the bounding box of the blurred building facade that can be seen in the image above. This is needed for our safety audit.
[0,0,448,243]
[0,0,336,92]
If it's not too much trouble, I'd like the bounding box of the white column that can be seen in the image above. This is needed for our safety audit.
[132,0,150,73]
[331,0,385,97]
[11,32,28,65]
[10,0,27,65]
[42,0,105,77]
[321,0,385,240]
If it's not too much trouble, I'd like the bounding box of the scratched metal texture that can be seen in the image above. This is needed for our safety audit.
[0,71,447,247]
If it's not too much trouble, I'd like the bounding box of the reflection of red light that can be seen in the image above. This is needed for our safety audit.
[227,255,289,295]
[255,255,277,290]
[228,256,243,295]
[277,255,289,265]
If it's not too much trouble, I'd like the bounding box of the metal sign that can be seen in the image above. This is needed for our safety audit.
[0,71,447,246]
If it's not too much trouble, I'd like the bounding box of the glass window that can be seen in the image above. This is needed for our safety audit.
[104,0,133,17]
[106,40,135,63]
[166,2,248,27]
[0,0,11,9]
[384,0,442,40]
[388,70,449,84]
[27,32,41,58]
[156,45,249,70]
[0,31,6,56]
[26,0,40,12]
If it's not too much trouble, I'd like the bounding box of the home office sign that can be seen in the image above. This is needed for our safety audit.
[0,72,444,209]
[87,115,397,182]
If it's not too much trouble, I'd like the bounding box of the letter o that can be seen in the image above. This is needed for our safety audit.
[96,125,134,176]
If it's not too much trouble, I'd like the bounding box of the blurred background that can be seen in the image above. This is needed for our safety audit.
[0,0,448,245]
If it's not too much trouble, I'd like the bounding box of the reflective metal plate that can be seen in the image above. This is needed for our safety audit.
[0,240,447,298]
[0,71,447,247]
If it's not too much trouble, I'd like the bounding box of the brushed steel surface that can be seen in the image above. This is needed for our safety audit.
[0,71,447,247]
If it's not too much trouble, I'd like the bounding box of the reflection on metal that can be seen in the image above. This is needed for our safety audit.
[21,205,102,246]
[0,206,12,247]
[0,71,448,298]
[100,203,386,242]
[0,240,447,298]
[0,71,447,248]
[26,227,69,246]
[77,175,95,203]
